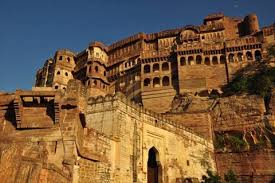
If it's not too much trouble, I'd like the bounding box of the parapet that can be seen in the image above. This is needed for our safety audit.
[204,13,224,23]
[108,32,146,51]
[14,90,61,129]
[88,41,108,52]
[87,92,212,146]
[55,49,76,57]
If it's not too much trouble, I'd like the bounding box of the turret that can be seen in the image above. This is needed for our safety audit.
[86,42,109,96]
[244,14,260,35]
[52,49,76,91]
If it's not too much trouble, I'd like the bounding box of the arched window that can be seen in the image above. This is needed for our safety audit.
[228,54,234,63]
[93,80,97,86]
[67,57,70,62]
[153,63,160,72]
[95,66,99,72]
[188,56,194,65]
[162,62,169,71]
[63,87,66,90]
[196,55,202,64]
[246,51,253,61]
[162,76,170,86]
[237,53,243,62]
[180,57,186,66]
[104,71,106,76]
[59,56,62,60]
[220,55,226,64]
[205,57,210,65]
[89,66,92,73]
[144,78,151,87]
[212,56,218,65]
[65,72,68,76]
[153,77,160,88]
[54,85,58,89]
[56,71,60,75]
[144,65,150,73]
[255,50,262,61]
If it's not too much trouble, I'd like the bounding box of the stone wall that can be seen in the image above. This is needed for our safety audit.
[215,151,275,183]
[86,93,215,183]
[164,112,213,140]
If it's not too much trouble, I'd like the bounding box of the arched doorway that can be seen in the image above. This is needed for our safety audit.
[147,147,162,183]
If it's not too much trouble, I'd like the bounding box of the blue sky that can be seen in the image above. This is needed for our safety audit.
[0,0,274,91]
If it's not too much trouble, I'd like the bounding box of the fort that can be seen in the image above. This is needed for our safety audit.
[0,13,274,183]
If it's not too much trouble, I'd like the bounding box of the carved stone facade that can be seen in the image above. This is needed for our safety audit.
[35,13,275,113]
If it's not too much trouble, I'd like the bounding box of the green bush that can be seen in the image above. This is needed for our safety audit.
[201,170,222,183]
[227,135,246,152]
[214,134,225,150]
[224,169,239,183]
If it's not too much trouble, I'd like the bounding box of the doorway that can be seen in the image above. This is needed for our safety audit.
[147,147,162,183]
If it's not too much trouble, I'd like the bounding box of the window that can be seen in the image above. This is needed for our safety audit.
[237,53,243,62]
[95,66,99,72]
[188,56,194,65]
[54,85,58,89]
[205,57,210,65]
[228,54,234,62]
[153,63,159,72]
[65,72,68,76]
[144,65,150,73]
[246,51,253,61]
[67,57,70,62]
[162,62,169,71]
[153,77,160,88]
[255,50,262,61]
[162,76,170,86]
[59,56,62,60]
[144,78,151,87]
[196,55,202,64]
[56,71,60,75]
[220,55,226,64]
[212,56,218,65]
[93,80,97,86]
[180,57,186,66]
[104,71,106,76]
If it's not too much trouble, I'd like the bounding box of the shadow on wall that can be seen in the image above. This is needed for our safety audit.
[4,101,17,128]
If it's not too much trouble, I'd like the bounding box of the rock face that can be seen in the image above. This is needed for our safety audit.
[164,93,275,183]
[211,95,275,183]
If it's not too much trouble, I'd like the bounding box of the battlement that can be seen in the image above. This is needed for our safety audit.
[87,92,212,146]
